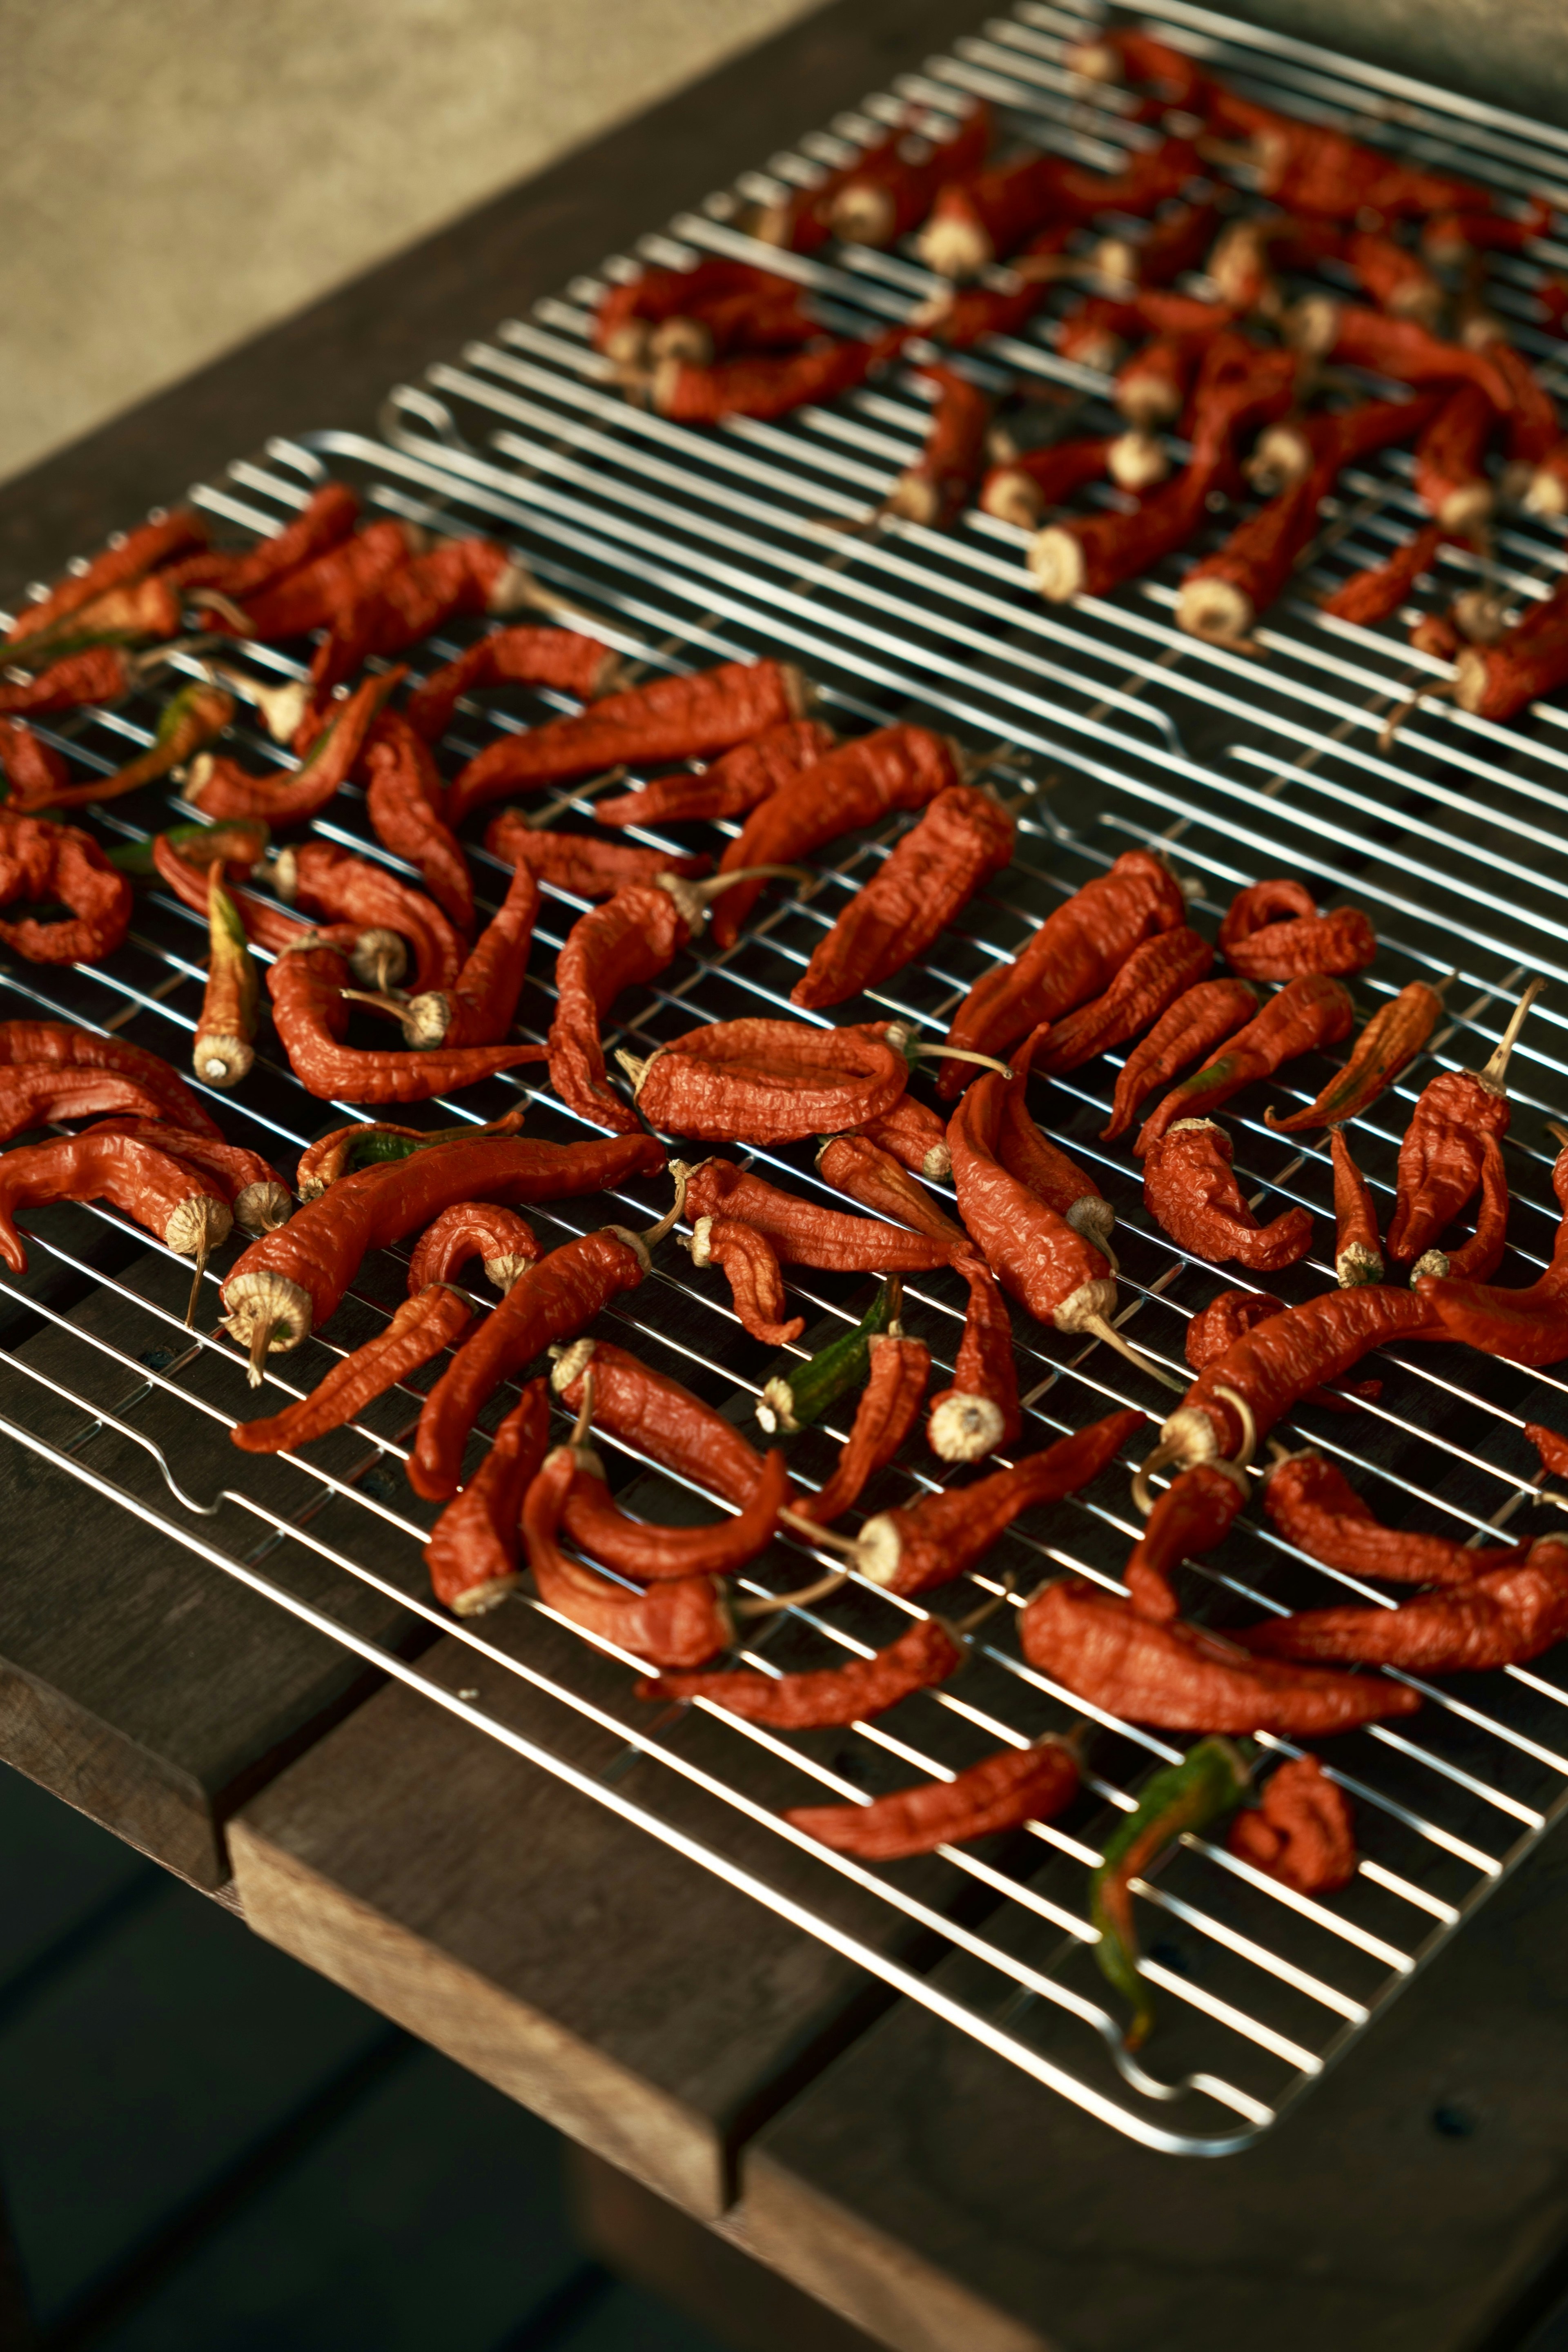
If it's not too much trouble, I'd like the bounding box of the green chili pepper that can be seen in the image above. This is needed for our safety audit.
[1090,1736,1252,2051]
[756,1281,894,1436]
[109,816,270,878]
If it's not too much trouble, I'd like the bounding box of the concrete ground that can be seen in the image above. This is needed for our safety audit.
[0,0,815,488]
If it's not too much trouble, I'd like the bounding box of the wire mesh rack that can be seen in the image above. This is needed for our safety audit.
[6,0,1568,2156]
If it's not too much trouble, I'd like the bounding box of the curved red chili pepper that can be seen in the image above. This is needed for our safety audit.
[209,517,415,638]
[684,1156,951,1273]
[451,658,808,829]
[0,811,132,964]
[640,1611,964,1728]
[561,1441,789,1581]
[1330,1125,1383,1287]
[548,880,693,1132]
[274,838,465,995]
[1321,521,1448,628]
[941,848,1187,1096]
[929,1251,1020,1466]
[306,537,533,705]
[1386,980,1539,1265]
[994,1061,1114,1257]
[0,645,134,719]
[393,862,539,1052]
[887,366,993,527]
[266,931,546,1103]
[185,670,401,829]
[853,1410,1146,1596]
[484,814,708,899]
[1416,1147,1568,1360]
[87,1118,291,1236]
[786,1737,1080,1860]
[361,713,474,935]
[1102,978,1259,1143]
[403,624,619,742]
[6,510,204,650]
[0,1064,171,1145]
[690,1215,804,1345]
[424,1379,551,1617]
[1031,927,1214,1078]
[1184,1285,1381,1411]
[827,102,991,249]
[1245,1538,1568,1671]
[1020,1577,1422,1733]
[169,483,359,602]
[1414,383,1495,536]
[648,330,906,427]
[1263,1449,1523,1585]
[1136,973,1356,1156]
[523,1438,737,1670]
[791,784,1014,1009]
[857,1096,951,1180]
[919,136,1200,276]
[595,719,834,829]
[551,1336,775,1507]
[1219,880,1377,981]
[0,718,69,811]
[295,1109,526,1199]
[597,257,811,354]
[231,1283,474,1455]
[0,1018,220,1137]
[1125,1460,1249,1622]
[1227,1755,1356,1894]
[1453,581,1568,719]
[220,1130,664,1376]
[1266,980,1445,1132]
[0,1129,230,1275]
[148,829,306,958]
[797,1332,931,1523]
[1143,1118,1314,1272]
[623,1018,909,1147]
[980,434,1151,531]
[408,1202,539,1294]
[813,1133,965,1250]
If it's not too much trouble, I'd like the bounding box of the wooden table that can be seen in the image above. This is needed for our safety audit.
[7,5,1568,2346]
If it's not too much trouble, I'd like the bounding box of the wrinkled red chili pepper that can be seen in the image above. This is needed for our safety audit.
[1321,520,1448,629]
[1020,1576,1421,1732]
[0,1018,220,1137]
[980,431,1168,530]
[1115,321,1226,432]
[31,683,234,813]
[1266,979,1445,1131]
[920,136,1200,277]
[220,1129,664,1376]
[546,875,710,1132]
[1249,390,1442,502]
[684,1156,951,1274]
[1136,973,1356,1156]
[942,848,1187,1097]
[1264,1448,1521,1585]
[148,826,305,958]
[0,719,69,811]
[693,1213,802,1343]
[0,810,133,964]
[887,366,992,527]
[853,1409,1146,1596]
[786,1735,1080,1859]
[186,670,401,829]
[1386,980,1538,1267]
[858,1096,951,1180]
[306,536,537,704]
[813,1131,964,1248]
[212,517,419,639]
[0,1129,231,1277]
[797,1328,932,1523]
[451,658,808,827]
[408,1201,539,1294]
[0,1064,172,1145]
[641,1609,964,1728]
[1248,1537,1568,1671]
[1145,1118,1314,1272]
[550,1336,774,1507]
[272,837,464,995]
[1102,977,1259,1143]
[597,257,811,358]
[1228,1755,1356,1894]
[88,1118,290,1236]
[1410,1127,1508,1284]
[410,1185,682,1501]
[295,1110,526,1199]
[559,1413,790,1583]
[791,785,1015,1009]
[1330,1125,1383,1287]
[1287,298,1511,408]
[928,1251,1021,1467]
[361,713,473,935]
[484,813,706,899]
[403,625,619,742]
[647,327,907,426]
[0,645,135,719]
[1031,927,1214,1078]
[1125,1459,1250,1624]
[1,574,183,674]
[231,1283,474,1455]
[267,930,546,1104]
[1412,382,1495,537]
[1184,1285,1380,1411]
[1416,1133,1568,1365]
[369,865,539,1054]
[1176,449,1338,647]
[6,510,204,650]
[424,1379,552,1617]
[621,1017,910,1146]
[1219,880,1377,981]
[828,102,992,248]
[996,1064,1114,1257]
[594,719,833,829]
[712,724,960,950]
[1452,577,1568,719]
[168,483,360,601]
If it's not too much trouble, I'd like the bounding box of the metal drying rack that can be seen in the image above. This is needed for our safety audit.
[5,0,1568,2154]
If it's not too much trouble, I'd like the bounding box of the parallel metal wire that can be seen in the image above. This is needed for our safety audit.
[6,0,1568,2152]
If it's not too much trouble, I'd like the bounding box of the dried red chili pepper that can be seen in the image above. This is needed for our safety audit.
[231,1283,474,1455]
[0,1129,231,1278]
[593,718,833,830]
[1220,880,1377,982]
[561,1431,789,1583]
[1144,1118,1314,1272]
[620,1017,911,1147]
[1231,112,1485,222]
[210,516,413,638]
[813,1132,966,1251]
[484,813,707,898]
[1064,24,1218,114]
[1030,927,1214,1078]
[0,719,68,812]
[1528,1423,1568,1478]
[683,1155,950,1275]
[786,1735,1079,1860]
[1287,298,1511,408]
[995,1067,1114,1257]
[1411,1127,1509,1284]
[711,724,960,950]
[306,537,540,704]
[647,328,906,427]
[87,1118,291,1236]
[220,1129,663,1376]
[791,786,1015,1010]
[859,1096,951,1180]
[366,864,540,1055]
[929,1252,1021,1467]
[5,510,203,650]
[1152,1282,1440,1475]
[798,1328,932,1523]
[267,930,546,1103]
[1263,1448,1520,1585]
[1320,521,1448,629]
[147,826,305,958]
[407,1202,539,1294]
[853,1409,1146,1597]
[0,645,135,719]
[597,257,809,359]
[1339,227,1442,326]
[186,670,401,829]
[0,1018,220,1137]
[1450,577,1568,719]
[1416,1134,1568,1366]
[1266,979,1446,1132]
[272,839,464,994]
[1102,977,1259,1143]
[168,483,360,601]
[641,274,820,368]
[1385,980,1539,1267]
[1115,323,1224,432]
[1136,973,1356,1156]
[1247,390,1441,500]
[2,574,183,675]
[920,136,1200,277]
[979,432,1168,530]
[1328,1125,1382,1287]
[1020,1576,1421,1732]
[30,683,234,813]
[689,1215,802,1345]
[0,1065,170,1145]
[424,1379,551,1617]
[1094,196,1226,294]
[829,102,992,248]
[409,1183,682,1502]
[1249,1537,1568,1671]
[360,713,473,935]
[1184,1285,1380,1411]
[1176,454,1336,647]
[295,1111,526,1199]
[193,866,260,1090]
[402,625,619,742]
[550,1336,775,1507]
[641,1609,963,1728]
[1423,199,1552,266]
[942,847,1188,1098]
[886,366,992,527]
[0,810,133,964]
[1125,1459,1249,1623]
[1228,1754,1356,1895]
[451,658,808,828]
[1412,382,1495,536]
